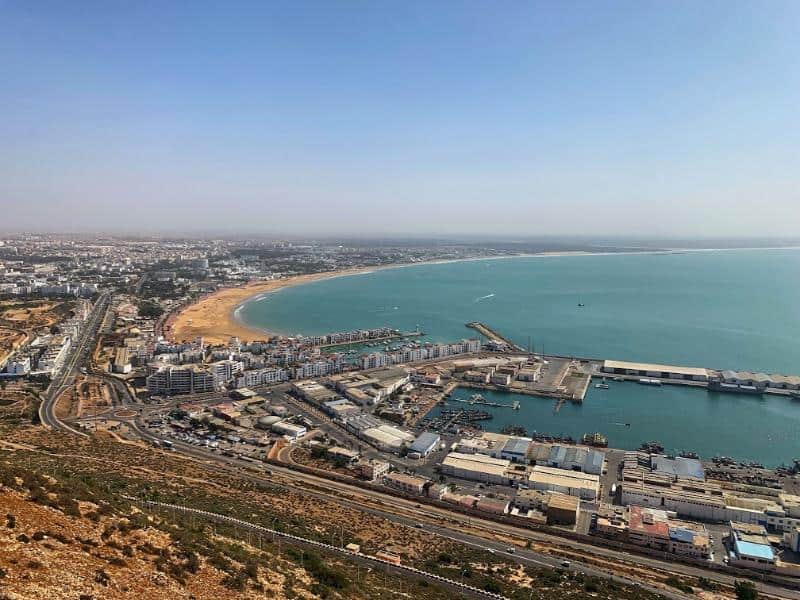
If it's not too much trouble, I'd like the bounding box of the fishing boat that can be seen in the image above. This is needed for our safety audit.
[640,441,665,454]
[581,432,608,448]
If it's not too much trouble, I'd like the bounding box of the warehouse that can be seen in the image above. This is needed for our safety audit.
[529,466,600,500]
[499,437,532,463]
[651,455,705,480]
[545,445,605,475]
[271,421,307,440]
[361,424,415,453]
[440,452,511,485]
[409,431,441,458]
[602,359,709,381]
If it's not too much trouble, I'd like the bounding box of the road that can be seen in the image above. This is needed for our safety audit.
[129,416,800,600]
[33,315,800,600]
[38,292,110,435]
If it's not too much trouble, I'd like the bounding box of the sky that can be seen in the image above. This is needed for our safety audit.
[1,1,799,238]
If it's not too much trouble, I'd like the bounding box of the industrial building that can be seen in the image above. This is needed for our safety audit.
[651,455,705,480]
[602,359,709,381]
[528,443,605,475]
[271,421,307,440]
[528,466,600,500]
[360,424,415,453]
[440,452,511,485]
[619,479,800,531]
[728,522,776,571]
[408,431,441,458]
[292,380,340,404]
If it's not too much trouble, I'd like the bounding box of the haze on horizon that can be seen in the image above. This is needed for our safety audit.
[2,1,799,238]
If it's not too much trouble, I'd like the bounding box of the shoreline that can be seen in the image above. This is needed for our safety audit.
[169,245,800,345]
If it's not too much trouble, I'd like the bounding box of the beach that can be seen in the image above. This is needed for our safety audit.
[168,267,384,344]
[169,245,796,347]
[167,252,597,345]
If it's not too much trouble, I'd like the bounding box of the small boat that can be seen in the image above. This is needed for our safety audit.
[612,376,625,382]
[577,303,585,307]
[594,383,609,389]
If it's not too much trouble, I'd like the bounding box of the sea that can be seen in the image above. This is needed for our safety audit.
[239,249,800,466]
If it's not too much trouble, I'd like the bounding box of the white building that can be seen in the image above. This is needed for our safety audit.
[271,421,307,440]
[440,452,511,485]
[529,466,600,500]
[3,356,31,376]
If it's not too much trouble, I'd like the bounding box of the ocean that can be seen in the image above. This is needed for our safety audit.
[239,249,800,465]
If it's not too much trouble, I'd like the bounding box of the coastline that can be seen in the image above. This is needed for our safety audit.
[168,267,383,344]
[168,251,606,344]
[168,245,800,346]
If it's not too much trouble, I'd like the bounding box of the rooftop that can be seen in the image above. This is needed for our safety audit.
[604,359,708,378]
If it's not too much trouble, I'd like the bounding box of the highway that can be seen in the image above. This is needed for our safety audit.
[38,292,110,436]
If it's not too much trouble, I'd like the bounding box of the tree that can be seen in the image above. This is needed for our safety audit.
[734,580,758,600]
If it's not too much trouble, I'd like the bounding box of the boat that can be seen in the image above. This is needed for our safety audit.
[594,383,609,389]
[639,441,665,454]
[612,376,625,382]
[581,432,608,448]
[577,303,585,307]
[791,391,800,400]
[638,378,662,386]
[679,451,699,459]
[708,381,763,395]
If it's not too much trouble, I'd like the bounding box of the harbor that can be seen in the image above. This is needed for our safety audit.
[423,378,800,467]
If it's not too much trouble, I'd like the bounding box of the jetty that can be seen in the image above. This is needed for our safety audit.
[465,322,526,352]
[450,393,520,410]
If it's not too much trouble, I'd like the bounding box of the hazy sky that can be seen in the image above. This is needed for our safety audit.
[2,1,799,237]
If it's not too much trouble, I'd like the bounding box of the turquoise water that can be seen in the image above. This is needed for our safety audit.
[240,249,800,465]
[429,385,800,467]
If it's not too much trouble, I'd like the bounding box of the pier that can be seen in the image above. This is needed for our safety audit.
[449,394,521,410]
[465,322,800,400]
[465,322,526,352]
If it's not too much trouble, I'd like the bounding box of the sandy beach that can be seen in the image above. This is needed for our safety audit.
[168,267,380,345]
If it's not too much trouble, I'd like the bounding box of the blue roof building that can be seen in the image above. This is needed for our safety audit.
[409,431,441,457]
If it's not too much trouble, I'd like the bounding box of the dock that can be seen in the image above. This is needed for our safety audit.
[465,322,526,352]
[319,330,425,349]
[449,394,520,410]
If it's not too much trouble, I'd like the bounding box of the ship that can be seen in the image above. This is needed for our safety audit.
[708,380,763,395]
[581,432,608,448]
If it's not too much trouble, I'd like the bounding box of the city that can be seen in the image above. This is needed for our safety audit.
[1,233,799,600]
[3,2,800,599]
